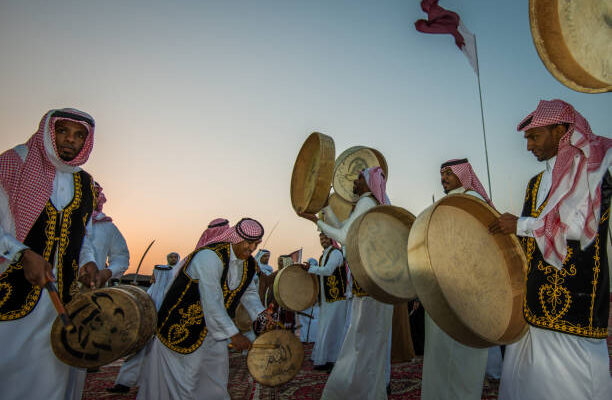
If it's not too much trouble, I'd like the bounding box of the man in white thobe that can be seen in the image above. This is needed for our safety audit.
[490,99,612,400]
[147,252,180,308]
[137,218,267,400]
[0,108,109,400]
[305,233,348,371]
[420,158,493,400]
[300,166,393,400]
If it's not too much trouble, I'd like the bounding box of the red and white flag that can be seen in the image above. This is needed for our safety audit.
[287,248,303,264]
[415,0,479,75]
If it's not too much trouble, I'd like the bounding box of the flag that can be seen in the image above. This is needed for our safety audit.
[287,248,302,264]
[415,0,479,75]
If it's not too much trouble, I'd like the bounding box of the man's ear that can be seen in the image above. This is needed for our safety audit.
[551,124,568,142]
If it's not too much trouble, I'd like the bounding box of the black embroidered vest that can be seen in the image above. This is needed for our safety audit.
[157,242,257,354]
[351,274,368,297]
[0,171,95,321]
[520,172,610,339]
[318,247,347,303]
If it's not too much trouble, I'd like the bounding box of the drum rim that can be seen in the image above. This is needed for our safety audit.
[290,132,335,214]
[272,264,319,311]
[345,204,417,304]
[529,0,611,93]
[407,194,527,347]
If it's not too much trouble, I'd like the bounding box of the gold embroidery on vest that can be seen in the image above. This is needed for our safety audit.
[590,236,600,329]
[167,303,205,346]
[0,282,12,308]
[326,275,340,301]
[56,173,83,300]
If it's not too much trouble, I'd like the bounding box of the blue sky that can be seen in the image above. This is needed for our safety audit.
[1,0,610,271]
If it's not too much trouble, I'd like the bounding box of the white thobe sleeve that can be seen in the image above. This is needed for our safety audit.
[0,188,27,274]
[105,224,130,278]
[321,205,342,228]
[188,250,239,340]
[240,279,265,321]
[317,196,377,245]
[308,249,343,276]
[78,217,97,267]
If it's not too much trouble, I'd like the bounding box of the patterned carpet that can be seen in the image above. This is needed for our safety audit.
[82,307,612,399]
[83,343,499,400]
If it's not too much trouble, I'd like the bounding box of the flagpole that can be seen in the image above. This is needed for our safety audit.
[474,34,493,200]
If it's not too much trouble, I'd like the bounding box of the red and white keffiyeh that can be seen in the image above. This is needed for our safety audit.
[361,166,391,205]
[0,108,95,241]
[440,158,493,207]
[517,99,612,268]
[195,218,230,248]
[215,218,264,244]
[93,181,113,224]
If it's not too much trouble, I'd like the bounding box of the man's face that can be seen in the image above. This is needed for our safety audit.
[167,254,179,266]
[524,125,564,161]
[54,120,88,161]
[232,239,261,260]
[277,257,285,270]
[440,168,462,194]
[260,253,270,264]
[352,173,369,196]
[319,234,332,249]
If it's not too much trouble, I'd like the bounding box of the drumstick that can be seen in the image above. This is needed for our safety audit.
[44,281,76,333]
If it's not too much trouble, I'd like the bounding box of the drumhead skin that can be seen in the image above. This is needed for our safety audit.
[407,194,528,348]
[345,205,417,304]
[50,286,157,368]
[273,265,319,311]
[333,146,388,203]
[247,329,304,387]
[530,0,611,93]
[234,302,252,332]
[290,132,335,214]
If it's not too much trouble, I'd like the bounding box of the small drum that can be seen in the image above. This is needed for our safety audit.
[345,205,417,303]
[273,265,319,311]
[246,329,304,387]
[50,285,157,368]
[407,194,527,348]
[529,0,611,93]
[234,303,252,332]
[333,146,388,203]
[291,132,335,214]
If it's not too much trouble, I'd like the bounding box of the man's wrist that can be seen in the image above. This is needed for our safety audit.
[13,247,29,264]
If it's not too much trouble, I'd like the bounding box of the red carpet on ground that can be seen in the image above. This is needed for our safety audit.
[83,306,612,399]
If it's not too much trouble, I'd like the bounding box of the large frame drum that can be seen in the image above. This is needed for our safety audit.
[529,0,611,93]
[273,265,319,311]
[345,205,417,303]
[333,146,388,203]
[246,329,304,386]
[407,194,527,348]
[50,285,157,368]
[291,132,335,214]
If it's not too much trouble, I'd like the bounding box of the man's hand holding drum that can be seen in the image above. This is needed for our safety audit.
[488,213,518,235]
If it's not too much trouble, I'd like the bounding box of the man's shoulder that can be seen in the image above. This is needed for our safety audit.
[0,145,27,165]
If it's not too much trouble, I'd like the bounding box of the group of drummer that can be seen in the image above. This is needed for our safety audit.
[0,98,610,400]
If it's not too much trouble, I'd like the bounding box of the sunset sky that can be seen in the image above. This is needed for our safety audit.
[1,1,610,275]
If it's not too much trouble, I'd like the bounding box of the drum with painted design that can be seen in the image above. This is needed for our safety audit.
[333,146,388,203]
[50,285,157,368]
[407,194,528,347]
[246,329,304,386]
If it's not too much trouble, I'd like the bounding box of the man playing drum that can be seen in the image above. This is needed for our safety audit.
[300,166,393,400]
[490,99,612,400]
[137,218,269,400]
[302,232,348,371]
[421,158,492,400]
[0,108,105,400]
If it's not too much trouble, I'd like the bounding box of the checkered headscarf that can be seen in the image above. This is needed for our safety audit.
[0,108,95,241]
[215,218,265,244]
[195,218,230,248]
[440,158,493,207]
[92,181,113,224]
[517,99,612,268]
